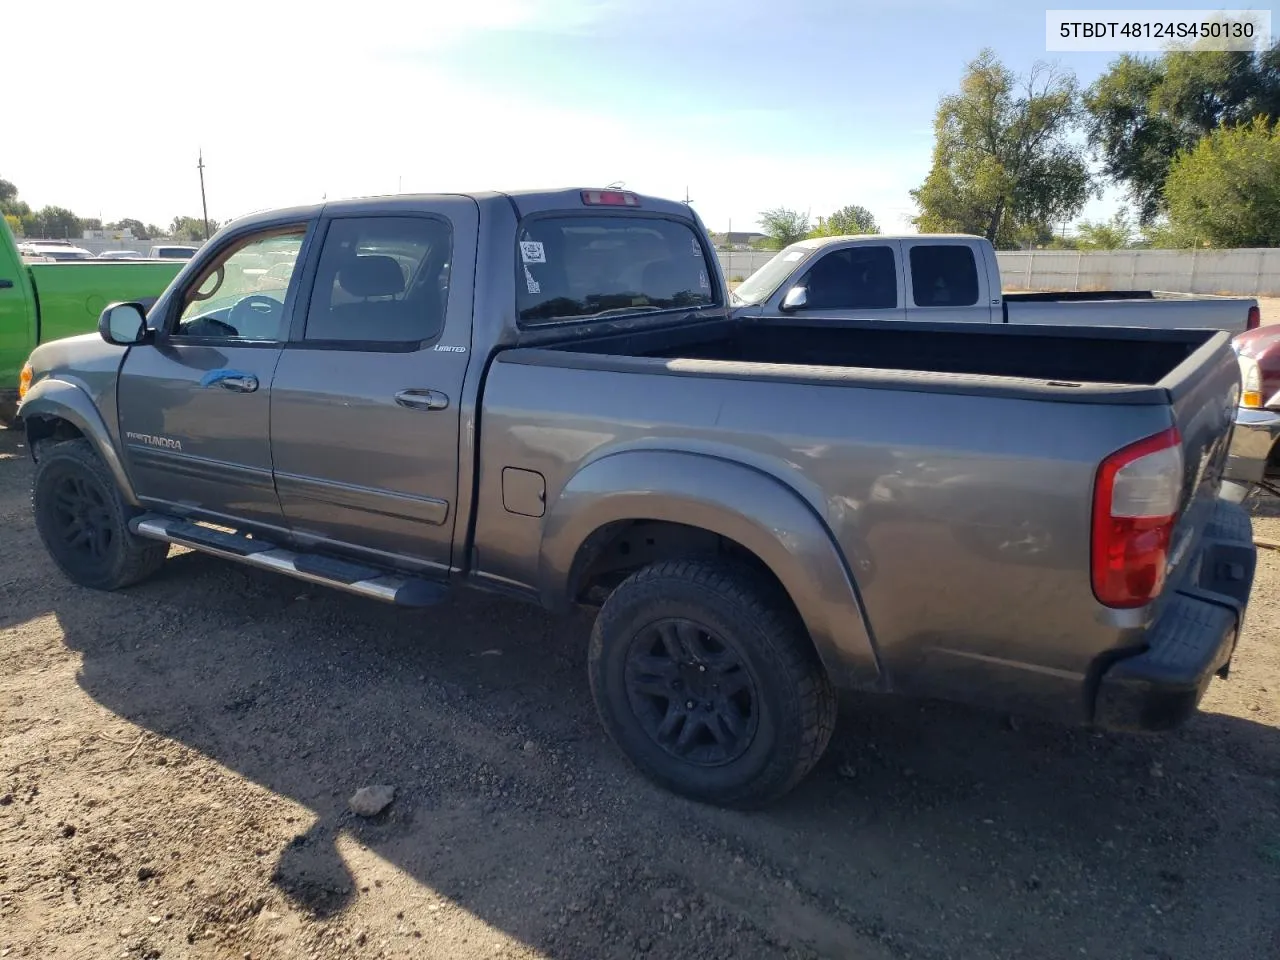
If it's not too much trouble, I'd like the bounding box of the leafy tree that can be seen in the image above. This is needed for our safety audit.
[0,178,31,220]
[1085,36,1280,224]
[911,49,1093,248]
[106,218,151,240]
[145,223,164,240]
[1163,117,1280,247]
[3,214,22,237]
[1074,210,1134,249]
[81,217,103,231]
[27,206,82,239]
[757,208,810,249]
[810,203,879,237]
[170,215,220,241]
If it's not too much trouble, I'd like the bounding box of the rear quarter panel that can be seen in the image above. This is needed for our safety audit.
[474,353,1177,721]
[28,261,183,343]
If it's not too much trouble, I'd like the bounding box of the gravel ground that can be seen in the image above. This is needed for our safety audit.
[2,426,1278,960]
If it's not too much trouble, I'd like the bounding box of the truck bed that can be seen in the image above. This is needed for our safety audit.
[544,316,1219,393]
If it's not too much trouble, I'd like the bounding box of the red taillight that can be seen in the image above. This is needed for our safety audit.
[581,190,640,207]
[1091,427,1184,608]
[1247,305,1261,330]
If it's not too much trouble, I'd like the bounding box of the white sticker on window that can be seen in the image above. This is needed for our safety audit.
[691,236,701,256]
[698,269,710,289]
[782,251,803,261]
[524,265,541,295]
[520,241,546,264]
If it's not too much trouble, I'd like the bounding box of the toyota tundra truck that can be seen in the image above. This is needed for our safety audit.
[17,189,1257,807]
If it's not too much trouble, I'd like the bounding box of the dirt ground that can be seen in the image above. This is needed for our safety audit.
[1,428,1278,960]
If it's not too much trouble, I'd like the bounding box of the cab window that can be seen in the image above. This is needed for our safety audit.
[173,229,306,340]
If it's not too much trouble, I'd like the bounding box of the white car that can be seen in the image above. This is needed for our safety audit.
[18,242,95,261]
[147,245,199,260]
[98,250,145,259]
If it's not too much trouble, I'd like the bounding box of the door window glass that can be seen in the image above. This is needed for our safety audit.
[175,229,305,340]
[909,245,979,307]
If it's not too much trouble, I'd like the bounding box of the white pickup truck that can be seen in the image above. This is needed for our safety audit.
[730,234,1261,333]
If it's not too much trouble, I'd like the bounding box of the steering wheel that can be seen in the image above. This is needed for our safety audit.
[226,294,283,339]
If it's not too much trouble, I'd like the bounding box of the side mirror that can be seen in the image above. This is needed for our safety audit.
[779,285,808,312]
[99,302,150,346]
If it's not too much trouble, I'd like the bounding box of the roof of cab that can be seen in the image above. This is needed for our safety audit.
[795,232,985,249]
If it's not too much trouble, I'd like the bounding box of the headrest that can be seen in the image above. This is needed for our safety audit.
[338,255,404,298]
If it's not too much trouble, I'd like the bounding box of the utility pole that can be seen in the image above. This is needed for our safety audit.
[197,149,210,241]
[683,186,694,205]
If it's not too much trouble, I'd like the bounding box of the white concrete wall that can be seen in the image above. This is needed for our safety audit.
[996,249,1280,296]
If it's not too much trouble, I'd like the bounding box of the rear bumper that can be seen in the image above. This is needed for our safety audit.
[1093,501,1256,732]
[1223,406,1280,484]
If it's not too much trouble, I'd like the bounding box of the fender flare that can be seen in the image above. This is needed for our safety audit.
[537,449,881,687]
[20,377,139,506]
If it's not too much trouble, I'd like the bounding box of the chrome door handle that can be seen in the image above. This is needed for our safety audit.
[217,376,259,393]
[395,389,449,411]
[200,368,259,393]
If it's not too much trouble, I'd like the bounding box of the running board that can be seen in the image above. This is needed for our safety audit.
[130,514,450,607]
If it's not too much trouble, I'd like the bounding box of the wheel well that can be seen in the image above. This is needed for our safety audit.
[571,519,800,618]
[25,415,85,455]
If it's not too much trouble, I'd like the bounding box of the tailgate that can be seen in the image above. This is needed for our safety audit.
[1162,334,1242,589]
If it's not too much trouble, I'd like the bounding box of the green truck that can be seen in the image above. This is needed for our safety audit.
[1,219,183,423]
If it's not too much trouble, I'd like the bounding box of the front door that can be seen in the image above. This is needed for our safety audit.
[116,224,311,530]
[269,201,478,574]
[764,241,907,322]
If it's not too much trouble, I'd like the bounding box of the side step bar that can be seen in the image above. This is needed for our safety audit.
[130,514,449,608]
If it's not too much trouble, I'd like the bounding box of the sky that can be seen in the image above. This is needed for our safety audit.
[3,0,1265,235]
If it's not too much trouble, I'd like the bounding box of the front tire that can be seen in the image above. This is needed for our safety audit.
[588,559,836,808]
[32,439,168,590]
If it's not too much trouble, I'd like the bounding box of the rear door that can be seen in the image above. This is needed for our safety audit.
[116,223,311,529]
[760,240,906,322]
[268,200,478,575]
[901,238,996,322]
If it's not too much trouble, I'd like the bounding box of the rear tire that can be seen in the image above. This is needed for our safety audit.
[588,559,836,808]
[32,439,168,590]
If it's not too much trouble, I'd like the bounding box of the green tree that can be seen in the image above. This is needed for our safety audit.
[910,49,1093,248]
[809,203,879,237]
[170,215,220,241]
[106,218,151,240]
[1074,209,1134,249]
[81,217,103,231]
[1085,35,1280,224]
[3,214,22,237]
[757,208,810,249]
[1164,117,1280,247]
[27,205,82,239]
[0,178,16,207]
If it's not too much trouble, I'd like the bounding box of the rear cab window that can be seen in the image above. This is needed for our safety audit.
[516,215,718,325]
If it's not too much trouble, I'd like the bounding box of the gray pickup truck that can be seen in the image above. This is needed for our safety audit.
[17,188,1258,807]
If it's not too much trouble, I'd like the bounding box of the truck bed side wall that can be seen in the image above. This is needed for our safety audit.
[474,354,1177,722]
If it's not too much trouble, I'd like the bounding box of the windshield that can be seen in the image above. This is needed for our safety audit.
[732,243,811,305]
[516,215,718,325]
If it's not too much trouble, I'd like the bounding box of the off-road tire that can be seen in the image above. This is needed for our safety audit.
[32,439,168,590]
[588,559,837,808]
